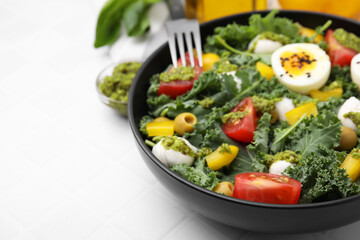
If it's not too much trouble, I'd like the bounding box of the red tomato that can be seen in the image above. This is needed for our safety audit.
[324,29,357,67]
[222,97,257,143]
[157,53,203,99]
[233,172,301,204]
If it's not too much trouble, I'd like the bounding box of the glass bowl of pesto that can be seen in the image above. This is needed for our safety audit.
[96,61,142,116]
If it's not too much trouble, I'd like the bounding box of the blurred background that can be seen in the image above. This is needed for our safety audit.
[184,0,360,23]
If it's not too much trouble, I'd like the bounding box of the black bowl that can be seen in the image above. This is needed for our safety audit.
[128,10,360,233]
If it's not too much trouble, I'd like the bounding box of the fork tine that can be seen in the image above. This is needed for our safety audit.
[185,32,195,67]
[193,29,203,67]
[176,33,186,66]
[166,22,179,68]
[168,30,178,68]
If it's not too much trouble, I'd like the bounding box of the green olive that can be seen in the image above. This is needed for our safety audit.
[174,112,197,136]
[339,126,358,151]
[270,110,278,124]
[213,181,234,197]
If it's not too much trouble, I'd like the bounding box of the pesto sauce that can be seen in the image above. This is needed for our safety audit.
[344,112,360,129]
[259,32,291,45]
[197,147,213,158]
[221,110,249,124]
[99,62,141,103]
[351,148,360,159]
[265,150,300,167]
[219,143,232,154]
[251,96,280,114]
[249,32,290,52]
[215,58,238,73]
[161,136,195,157]
[295,98,319,108]
[159,66,194,83]
[198,97,215,108]
[322,80,343,91]
[333,28,360,52]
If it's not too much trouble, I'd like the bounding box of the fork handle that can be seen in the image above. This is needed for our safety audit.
[165,0,185,19]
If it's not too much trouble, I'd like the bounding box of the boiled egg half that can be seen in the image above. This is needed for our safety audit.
[351,53,360,89]
[271,43,331,94]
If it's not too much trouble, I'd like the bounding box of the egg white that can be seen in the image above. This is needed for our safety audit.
[351,53,360,90]
[337,96,360,131]
[152,137,198,167]
[271,43,331,95]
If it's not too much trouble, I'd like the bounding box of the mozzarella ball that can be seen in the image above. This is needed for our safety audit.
[351,53,360,89]
[337,96,360,131]
[269,161,293,175]
[248,35,283,54]
[275,97,295,122]
[152,137,197,167]
[271,43,331,94]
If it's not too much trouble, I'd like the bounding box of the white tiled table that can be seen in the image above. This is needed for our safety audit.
[1,0,360,239]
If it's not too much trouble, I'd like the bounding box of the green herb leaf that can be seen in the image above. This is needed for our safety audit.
[94,0,133,48]
[123,1,151,37]
[171,157,221,190]
[286,146,359,203]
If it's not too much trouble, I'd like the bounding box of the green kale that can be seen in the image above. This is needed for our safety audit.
[171,157,221,190]
[139,115,153,136]
[286,145,360,203]
[248,10,299,39]
[270,114,306,153]
[328,66,359,99]
[290,111,341,157]
[204,10,299,60]
[270,110,341,157]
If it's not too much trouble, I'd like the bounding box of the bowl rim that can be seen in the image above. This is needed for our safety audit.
[128,9,360,210]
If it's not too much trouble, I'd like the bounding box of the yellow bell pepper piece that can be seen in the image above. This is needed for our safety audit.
[309,88,343,102]
[298,25,324,43]
[285,102,318,126]
[202,53,220,71]
[206,144,239,171]
[146,120,174,137]
[255,61,274,80]
[341,150,360,182]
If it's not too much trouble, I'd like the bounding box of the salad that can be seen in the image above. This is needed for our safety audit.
[139,10,360,204]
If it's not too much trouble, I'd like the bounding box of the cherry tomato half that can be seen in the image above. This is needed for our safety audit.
[233,172,301,204]
[157,53,203,99]
[222,97,257,143]
[325,29,357,67]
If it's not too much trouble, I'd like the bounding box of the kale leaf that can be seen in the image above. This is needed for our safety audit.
[269,111,341,156]
[204,10,299,56]
[286,146,360,203]
[171,156,221,190]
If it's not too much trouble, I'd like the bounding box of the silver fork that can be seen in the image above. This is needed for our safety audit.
[165,0,203,68]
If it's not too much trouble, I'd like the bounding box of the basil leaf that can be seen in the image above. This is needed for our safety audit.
[124,1,150,37]
[94,0,133,48]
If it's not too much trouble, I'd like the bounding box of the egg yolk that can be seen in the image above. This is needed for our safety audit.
[280,51,317,78]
